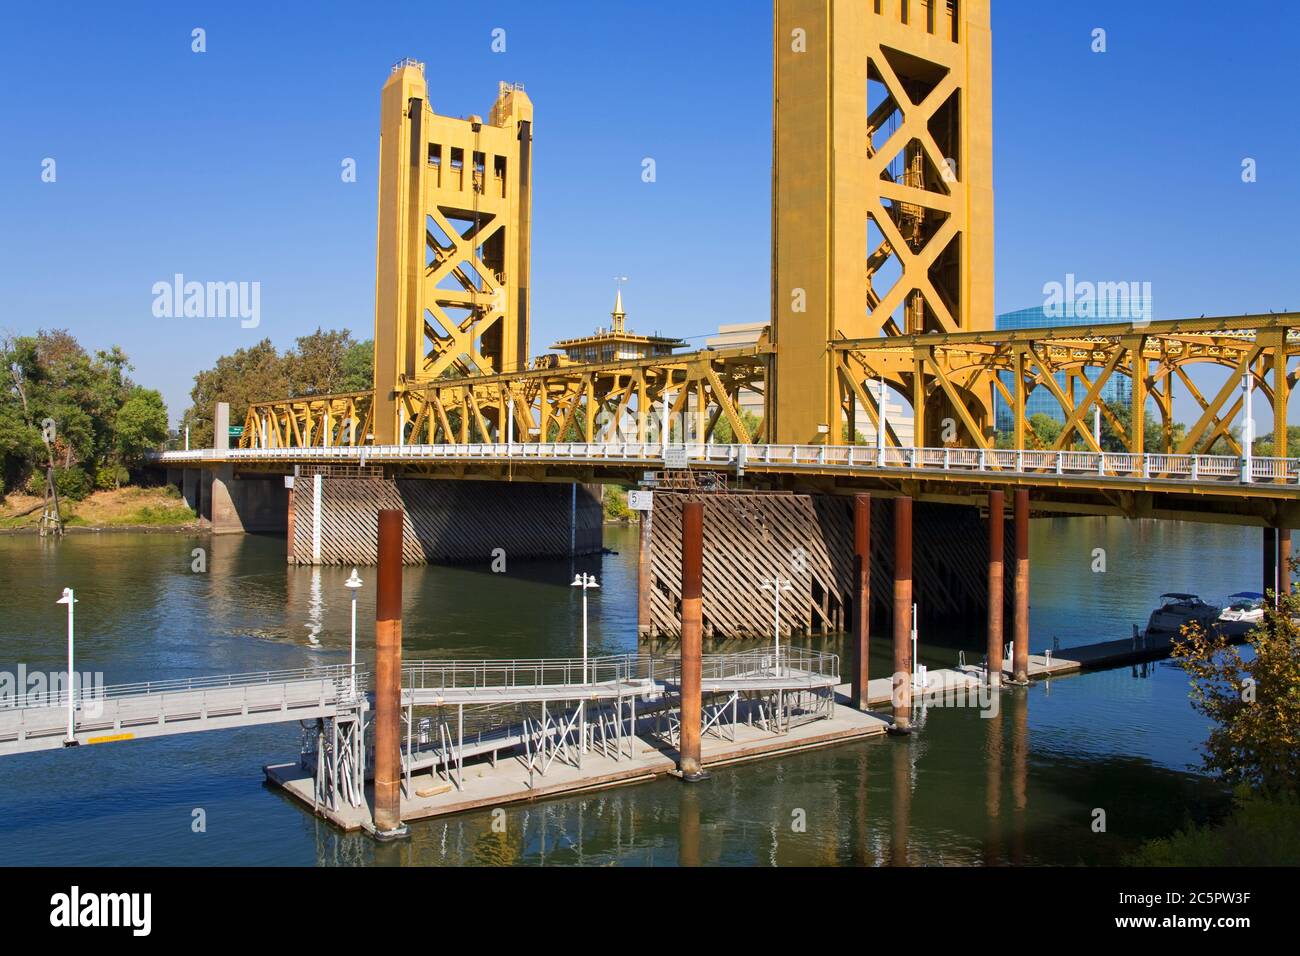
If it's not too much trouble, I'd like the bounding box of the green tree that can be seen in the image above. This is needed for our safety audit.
[713,409,762,444]
[115,387,170,464]
[181,339,288,448]
[1172,583,1300,796]
[2,330,156,498]
[285,328,371,397]
[180,330,374,446]
[1098,399,1187,453]
[1253,425,1300,458]
[340,338,374,393]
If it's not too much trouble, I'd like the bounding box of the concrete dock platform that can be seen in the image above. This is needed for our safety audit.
[266,701,890,832]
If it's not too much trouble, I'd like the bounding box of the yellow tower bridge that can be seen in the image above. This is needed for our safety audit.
[207,1,1297,530]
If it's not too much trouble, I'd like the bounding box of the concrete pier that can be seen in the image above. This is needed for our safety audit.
[1012,489,1030,683]
[372,510,406,839]
[678,501,704,780]
[891,496,912,732]
[986,490,1004,688]
[850,493,871,710]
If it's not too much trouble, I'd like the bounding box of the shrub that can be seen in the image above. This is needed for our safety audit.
[54,467,92,501]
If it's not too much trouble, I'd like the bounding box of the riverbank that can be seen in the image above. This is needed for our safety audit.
[0,486,198,533]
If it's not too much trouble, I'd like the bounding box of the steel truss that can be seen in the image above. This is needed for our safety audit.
[836,314,1299,457]
[302,696,368,813]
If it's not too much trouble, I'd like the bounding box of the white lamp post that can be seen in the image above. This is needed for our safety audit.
[1242,371,1255,483]
[876,378,887,465]
[344,568,363,695]
[760,575,793,675]
[57,587,77,745]
[662,391,675,458]
[571,572,600,753]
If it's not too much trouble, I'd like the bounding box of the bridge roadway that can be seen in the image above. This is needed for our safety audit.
[154,441,1300,523]
[0,651,841,760]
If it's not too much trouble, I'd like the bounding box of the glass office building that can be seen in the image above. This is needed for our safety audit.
[992,296,1146,434]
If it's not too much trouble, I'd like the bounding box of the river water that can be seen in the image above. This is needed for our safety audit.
[0,517,1279,866]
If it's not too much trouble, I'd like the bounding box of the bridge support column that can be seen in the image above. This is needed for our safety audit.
[850,494,871,710]
[372,509,408,840]
[637,506,653,638]
[285,478,296,564]
[678,500,706,781]
[1281,528,1293,596]
[890,496,913,734]
[1013,490,1030,683]
[986,490,1005,687]
[1264,526,1279,607]
[181,468,200,514]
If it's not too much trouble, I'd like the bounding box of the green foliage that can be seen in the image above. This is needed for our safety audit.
[1172,580,1300,796]
[122,503,196,526]
[1,330,159,495]
[95,463,130,490]
[1253,425,1300,458]
[181,330,374,445]
[1126,789,1300,866]
[713,409,763,444]
[1098,398,1187,453]
[54,466,92,502]
[115,387,169,462]
[602,485,637,523]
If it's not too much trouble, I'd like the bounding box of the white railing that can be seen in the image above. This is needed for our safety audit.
[0,664,361,711]
[149,443,1300,487]
[402,655,660,693]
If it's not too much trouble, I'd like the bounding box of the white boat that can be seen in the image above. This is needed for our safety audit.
[1218,592,1266,624]
[1146,593,1221,635]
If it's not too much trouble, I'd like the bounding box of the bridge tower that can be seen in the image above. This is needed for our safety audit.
[771,0,994,445]
[373,61,534,443]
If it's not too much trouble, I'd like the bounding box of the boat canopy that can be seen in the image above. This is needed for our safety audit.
[1159,593,1200,602]
[1227,591,1266,600]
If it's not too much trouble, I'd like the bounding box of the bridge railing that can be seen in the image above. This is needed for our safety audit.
[149,442,1300,486]
[701,648,840,684]
[1,664,362,711]
[402,654,660,694]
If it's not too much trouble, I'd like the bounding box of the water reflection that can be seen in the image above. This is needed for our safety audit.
[0,519,1250,867]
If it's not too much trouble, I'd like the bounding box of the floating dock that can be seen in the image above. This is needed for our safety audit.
[267,699,890,833]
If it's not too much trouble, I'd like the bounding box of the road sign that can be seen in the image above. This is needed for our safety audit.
[627,491,654,512]
[228,426,244,437]
[664,445,688,469]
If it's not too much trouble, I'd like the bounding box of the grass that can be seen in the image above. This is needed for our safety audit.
[0,485,196,529]
[1125,790,1300,866]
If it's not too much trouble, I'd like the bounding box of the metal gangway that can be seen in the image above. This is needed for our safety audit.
[0,665,362,757]
[398,654,663,792]
[397,648,841,794]
[0,649,842,811]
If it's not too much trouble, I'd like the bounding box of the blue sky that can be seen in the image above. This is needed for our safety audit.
[1,1,1296,427]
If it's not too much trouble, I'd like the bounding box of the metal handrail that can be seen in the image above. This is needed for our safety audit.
[2,664,360,710]
[148,442,1300,486]
[402,654,661,693]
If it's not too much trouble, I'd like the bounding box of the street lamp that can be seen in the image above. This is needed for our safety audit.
[344,568,363,695]
[57,587,77,746]
[760,576,793,676]
[662,390,675,458]
[571,572,600,753]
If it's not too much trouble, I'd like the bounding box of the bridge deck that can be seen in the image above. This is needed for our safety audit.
[153,441,1300,497]
[0,653,841,759]
[0,666,357,756]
